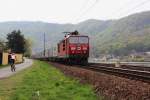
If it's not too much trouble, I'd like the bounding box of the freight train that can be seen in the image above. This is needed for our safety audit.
[33,31,89,64]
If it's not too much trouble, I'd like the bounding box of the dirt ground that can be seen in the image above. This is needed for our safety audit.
[50,62,150,100]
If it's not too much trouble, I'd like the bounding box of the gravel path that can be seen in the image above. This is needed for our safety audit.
[0,59,33,79]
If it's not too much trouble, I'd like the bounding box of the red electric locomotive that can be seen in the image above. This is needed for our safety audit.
[57,31,89,64]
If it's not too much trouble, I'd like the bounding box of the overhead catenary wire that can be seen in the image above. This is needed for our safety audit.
[80,0,91,12]
[107,0,137,18]
[69,0,90,23]
[82,0,99,15]
[116,0,150,18]
[73,0,100,23]
[78,0,99,21]
[73,0,150,23]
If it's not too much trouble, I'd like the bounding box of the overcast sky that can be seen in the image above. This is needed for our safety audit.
[0,0,150,24]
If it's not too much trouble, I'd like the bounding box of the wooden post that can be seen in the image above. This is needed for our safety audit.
[115,60,120,67]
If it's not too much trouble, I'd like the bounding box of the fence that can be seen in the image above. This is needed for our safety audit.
[0,52,23,65]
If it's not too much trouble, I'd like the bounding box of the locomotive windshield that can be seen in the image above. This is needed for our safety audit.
[79,37,88,43]
[69,36,88,43]
[69,37,78,43]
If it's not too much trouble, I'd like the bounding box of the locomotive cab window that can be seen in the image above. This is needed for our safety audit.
[69,37,78,43]
[79,37,88,43]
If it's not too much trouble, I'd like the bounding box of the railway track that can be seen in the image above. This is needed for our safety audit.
[80,63,150,83]
[47,60,150,83]
[89,63,150,71]
[121,64,150,71]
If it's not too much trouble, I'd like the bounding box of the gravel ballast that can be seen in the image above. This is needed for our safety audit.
[50,62,150,100]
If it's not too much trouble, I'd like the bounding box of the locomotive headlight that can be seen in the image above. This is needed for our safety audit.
[71,47,76,50]
[82,47,87,50]
[83,51,86,53]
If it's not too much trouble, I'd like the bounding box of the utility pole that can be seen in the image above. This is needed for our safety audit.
[43,33,46,56]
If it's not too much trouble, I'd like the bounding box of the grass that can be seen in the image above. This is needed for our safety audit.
[0,62,23,69]
[0,64,9,69]
[0,60,99,100]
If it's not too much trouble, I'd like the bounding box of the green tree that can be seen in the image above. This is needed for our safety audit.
[24,38,32,57]
[0,39,7,51]
[0,41,4,51]
[7,30,26,53]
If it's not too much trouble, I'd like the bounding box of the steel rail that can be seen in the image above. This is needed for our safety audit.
[88,63,150,71]
[82,64,150,83]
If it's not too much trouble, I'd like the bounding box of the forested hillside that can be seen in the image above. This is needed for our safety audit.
[0,11,150,56]
[93,11,150,56]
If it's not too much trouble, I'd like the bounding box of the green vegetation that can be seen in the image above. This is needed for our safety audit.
[0,64,9,69]
[0,30,32,57]
[24,38,32,57]
[7,30,26,53]
[1,11,150,56]
[0,61,98,100]
[0,40,6,51]
[91,11,150,56]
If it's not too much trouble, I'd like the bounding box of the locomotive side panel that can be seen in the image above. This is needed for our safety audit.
[57,39,68,58]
